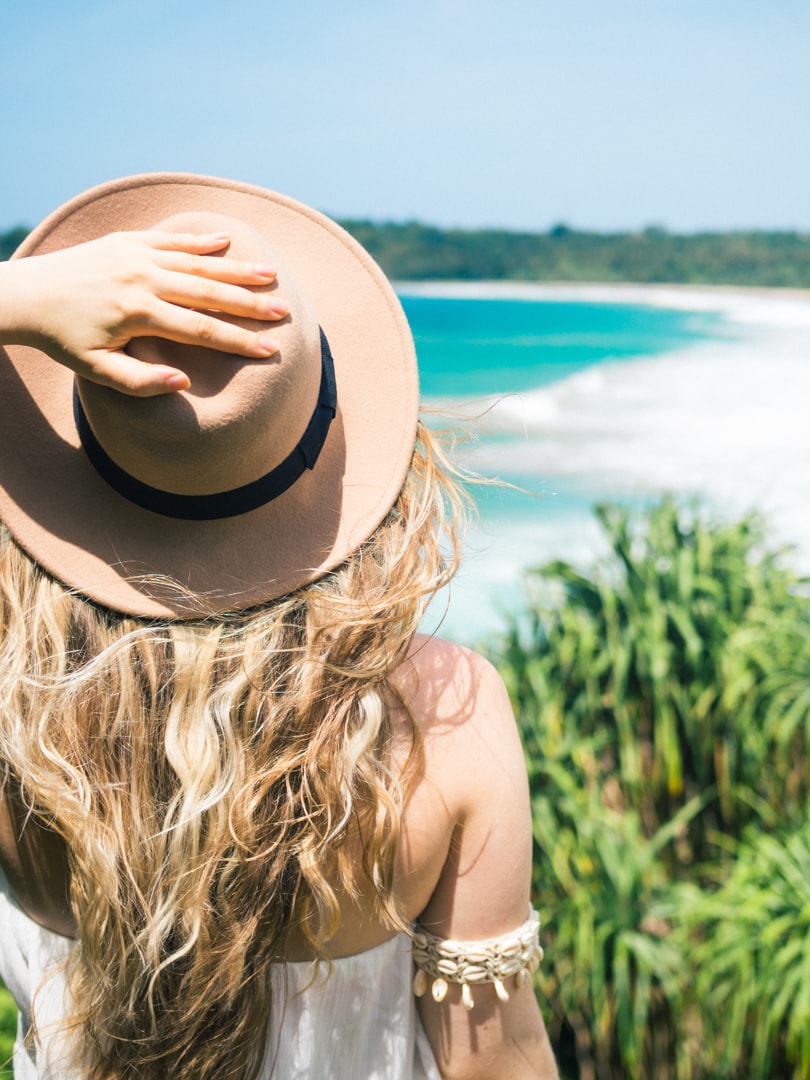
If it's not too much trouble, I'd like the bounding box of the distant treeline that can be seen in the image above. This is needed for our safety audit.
[4,221,810,287]
[340,221,810,287]
[0,227,28,261]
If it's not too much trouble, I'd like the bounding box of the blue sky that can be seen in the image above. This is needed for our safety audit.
[2,1,809,232]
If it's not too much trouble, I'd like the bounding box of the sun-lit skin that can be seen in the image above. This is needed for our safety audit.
[0,230,287,395]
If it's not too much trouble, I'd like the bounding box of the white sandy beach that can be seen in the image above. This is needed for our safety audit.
[404,282,810,643]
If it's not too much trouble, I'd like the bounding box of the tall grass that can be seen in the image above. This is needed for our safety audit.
[493,498,810,1078]
[0,979,15,1079]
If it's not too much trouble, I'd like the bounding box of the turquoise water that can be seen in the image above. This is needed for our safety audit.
[401,295,728,399]
[397,292,734,642]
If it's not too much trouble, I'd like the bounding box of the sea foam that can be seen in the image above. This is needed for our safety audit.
[413,284,810,643]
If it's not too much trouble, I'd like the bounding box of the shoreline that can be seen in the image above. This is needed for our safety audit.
[396,279,810,330]
[396,279,810,299]
[408,281,810,643]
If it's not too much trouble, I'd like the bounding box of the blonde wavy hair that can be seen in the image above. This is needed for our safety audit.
[0,422,468,1080]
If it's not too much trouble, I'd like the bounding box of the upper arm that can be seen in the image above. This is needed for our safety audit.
[417,651,533,938]
[407,643,558,1079]
[0,774,76,938]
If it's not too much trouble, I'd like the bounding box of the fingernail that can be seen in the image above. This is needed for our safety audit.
[165,373,190,391]
[211,232,230,242]
[255,264,276,279]
[258,335,278,355]
[269,299,289,316]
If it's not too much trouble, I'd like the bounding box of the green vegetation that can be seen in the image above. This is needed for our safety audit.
[340,221,810,287]
[492,499,810,1078]
[5,221,810,286]
[0,981,14,1079]
[0,229,27,263]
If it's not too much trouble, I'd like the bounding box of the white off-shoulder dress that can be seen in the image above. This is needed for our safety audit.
[0,867,442,1079]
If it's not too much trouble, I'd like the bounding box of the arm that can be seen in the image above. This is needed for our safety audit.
[0,773,76,938]
[413,646,558,1080]
[0,230,287,395]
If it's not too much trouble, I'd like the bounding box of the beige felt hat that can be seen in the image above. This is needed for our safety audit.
[0,173,419,618]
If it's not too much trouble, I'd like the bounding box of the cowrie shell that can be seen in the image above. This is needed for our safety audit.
[460,966,488,982]
[464,949,491,964]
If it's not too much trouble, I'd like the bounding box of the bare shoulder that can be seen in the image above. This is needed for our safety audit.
[397,634,526,822]
[401,630,501,697]
[398,633,515,748]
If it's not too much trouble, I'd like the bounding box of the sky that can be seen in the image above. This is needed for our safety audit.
[2,0,809,234]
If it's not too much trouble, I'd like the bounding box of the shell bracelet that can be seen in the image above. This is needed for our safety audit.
[412,906,543,1011]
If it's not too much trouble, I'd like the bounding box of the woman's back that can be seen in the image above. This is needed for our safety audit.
[0,874,440,1079]
[0,633,554,1077]
[0,634,555,1077]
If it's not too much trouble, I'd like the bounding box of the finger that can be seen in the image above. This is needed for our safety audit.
[142,303,279,358]
[73,350,191,397]
[142,230,234,255]
[158,249,278,286]
[156,271,288,320]
[143,231,278,283]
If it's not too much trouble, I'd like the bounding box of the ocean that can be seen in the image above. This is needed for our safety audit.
[398,283,810,644]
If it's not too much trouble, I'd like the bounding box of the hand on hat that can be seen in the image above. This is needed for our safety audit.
[0,231,288,396]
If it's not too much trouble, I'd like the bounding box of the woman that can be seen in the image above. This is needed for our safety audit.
[0,174,558,1079]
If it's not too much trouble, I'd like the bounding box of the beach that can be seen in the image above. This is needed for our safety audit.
[400,282,810,644]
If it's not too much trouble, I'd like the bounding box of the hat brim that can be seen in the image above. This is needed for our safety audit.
[0,174,419,618]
